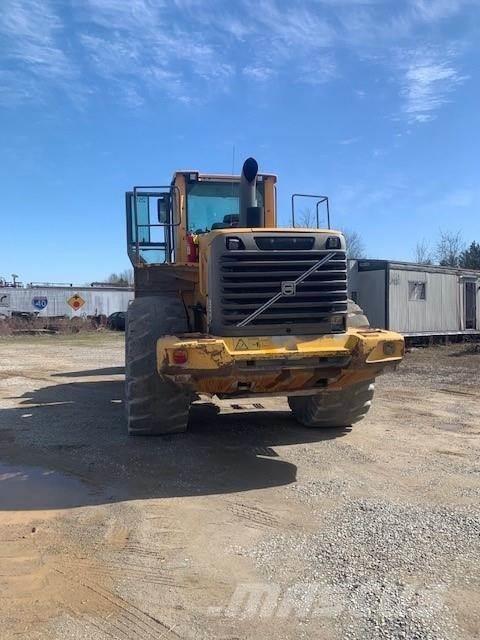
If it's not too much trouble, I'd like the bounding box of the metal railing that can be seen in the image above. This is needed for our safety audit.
[291,193,331,229]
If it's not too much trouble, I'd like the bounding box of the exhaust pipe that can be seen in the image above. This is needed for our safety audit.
[239,157,264,227]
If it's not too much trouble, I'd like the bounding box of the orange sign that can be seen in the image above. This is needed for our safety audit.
[67,294,85,311]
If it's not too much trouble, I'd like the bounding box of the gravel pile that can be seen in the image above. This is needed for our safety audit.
[291,477,355,503]
[244,498,480,639]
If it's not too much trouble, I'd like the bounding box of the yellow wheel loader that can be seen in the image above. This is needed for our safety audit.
[124,158,404,435]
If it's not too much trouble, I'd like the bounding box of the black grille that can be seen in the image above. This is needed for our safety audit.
[219,249,347,329]
[255,236,315,251]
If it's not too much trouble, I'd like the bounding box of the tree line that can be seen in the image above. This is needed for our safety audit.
[296,208,479,268]
[414,232,480,269]
[105,269,134,286]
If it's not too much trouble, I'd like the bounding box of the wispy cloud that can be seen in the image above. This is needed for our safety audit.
[413,184,480,223]
[0,0,476,118]
[77,0,336,103]
[227,0,338,85]
[77,0,234,105]
[0,0,79,104]
[409,0,470,22]
[0,70,37,106]
[442,188,475,207]
[339,137,361,145]
[399,47,467,123]
[243,66,276,81]
[81,0,159,30]
[299,55,337,85]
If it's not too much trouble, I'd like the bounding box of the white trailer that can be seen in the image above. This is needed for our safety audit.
[0,285,133,318]
[348,260,480,337]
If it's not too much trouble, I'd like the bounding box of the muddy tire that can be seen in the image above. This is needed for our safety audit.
[288,380,375,428]
[347,299,370,328]
[125,296,191,436]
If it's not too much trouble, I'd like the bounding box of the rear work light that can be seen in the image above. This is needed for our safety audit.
[226,237,244,250]
[172,349,188,365]
[330,314,345,331]
[326,236,341,250]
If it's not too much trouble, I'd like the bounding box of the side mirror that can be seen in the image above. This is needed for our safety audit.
[157,193,170,223]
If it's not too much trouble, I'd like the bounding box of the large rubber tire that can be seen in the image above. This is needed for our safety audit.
[288,300,373,428]
[288,380,375,428]
[125,296,192,436]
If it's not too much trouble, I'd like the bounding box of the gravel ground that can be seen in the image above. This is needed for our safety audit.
[0,334,479,640]
[244,499,479,639]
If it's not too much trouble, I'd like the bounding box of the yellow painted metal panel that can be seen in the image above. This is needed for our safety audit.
[156,329,404,395]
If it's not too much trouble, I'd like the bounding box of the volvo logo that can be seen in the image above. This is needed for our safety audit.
[281,281,296,296]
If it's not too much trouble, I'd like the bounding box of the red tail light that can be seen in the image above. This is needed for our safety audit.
[172,349,188,365]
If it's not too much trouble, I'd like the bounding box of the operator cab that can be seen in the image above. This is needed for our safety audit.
[125,159,330,266]
[125,170,275,265]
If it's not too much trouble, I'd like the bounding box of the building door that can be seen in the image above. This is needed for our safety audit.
[464,281,477,330]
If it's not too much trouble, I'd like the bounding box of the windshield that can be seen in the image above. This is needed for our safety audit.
[186,181,264,233]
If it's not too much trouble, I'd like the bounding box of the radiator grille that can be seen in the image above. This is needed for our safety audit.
[219,249,347,329]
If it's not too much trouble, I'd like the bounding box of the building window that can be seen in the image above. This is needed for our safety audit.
[408,281,426,301]
[351,291,358,303]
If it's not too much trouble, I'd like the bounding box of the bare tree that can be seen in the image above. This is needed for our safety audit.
[295,207,317,228]
[435,230,465,267]
[106,269,134,286]
[414,239,433,265]
[293,210,366,259]
[341,228,366,259]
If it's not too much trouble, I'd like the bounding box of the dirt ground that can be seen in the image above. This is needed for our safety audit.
[0,333,479,640]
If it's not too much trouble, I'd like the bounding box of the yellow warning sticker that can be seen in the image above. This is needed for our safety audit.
[234,338,261,351]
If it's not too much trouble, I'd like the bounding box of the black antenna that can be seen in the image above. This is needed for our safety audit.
[231,144,236,196]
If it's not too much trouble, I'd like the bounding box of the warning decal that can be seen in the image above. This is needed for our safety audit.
[67,294,86,311]
[234,338,261,351]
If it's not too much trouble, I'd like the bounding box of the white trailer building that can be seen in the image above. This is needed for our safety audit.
[348,259,480,337]
[0,285,133,318]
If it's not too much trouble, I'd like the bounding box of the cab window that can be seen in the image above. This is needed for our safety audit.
[186,181,264,233]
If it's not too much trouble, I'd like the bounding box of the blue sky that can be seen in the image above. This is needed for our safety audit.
[1,0,479,283]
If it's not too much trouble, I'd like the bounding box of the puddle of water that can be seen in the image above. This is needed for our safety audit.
[437,422,464,432]
[0,462,99,510]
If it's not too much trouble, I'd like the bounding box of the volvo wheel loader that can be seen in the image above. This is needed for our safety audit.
[124,158,404,435]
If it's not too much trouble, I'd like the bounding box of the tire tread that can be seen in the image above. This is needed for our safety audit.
[288,380,375,428]
[125,296,191,436]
